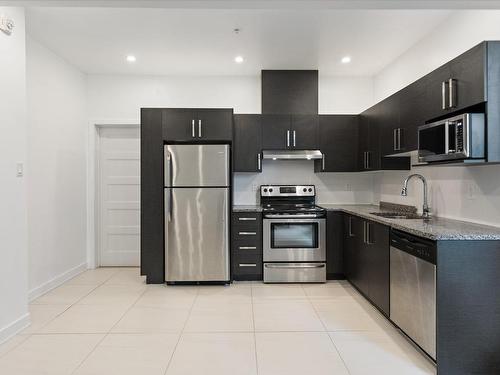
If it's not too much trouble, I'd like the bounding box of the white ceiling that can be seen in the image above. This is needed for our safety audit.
[26,7,453,76]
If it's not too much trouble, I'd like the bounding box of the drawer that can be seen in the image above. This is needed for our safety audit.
[231,242,262,258]
[232,213,262,230]
[232,235,261,247]
[263,263,326,283]
[233,230,262,244]
[232,249,262,263]
[233,261,263,276]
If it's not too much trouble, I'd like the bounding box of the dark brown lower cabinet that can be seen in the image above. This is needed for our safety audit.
[326,211,345,279]
[231,212,263,281]
[343,214,390,316]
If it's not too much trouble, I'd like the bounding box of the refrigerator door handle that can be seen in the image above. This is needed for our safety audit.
[168,152,173,219]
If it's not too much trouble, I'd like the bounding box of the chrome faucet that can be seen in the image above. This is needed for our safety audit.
[401,174,431,218]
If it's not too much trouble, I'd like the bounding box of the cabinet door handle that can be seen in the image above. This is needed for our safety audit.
[239,246,257,250]
[398,128,402,150]
[348,217,355,237]
[393,129,397,151]
[449,78,456,108]
[364,222,374,245]
[442,81,447,109]
[365,151,371,169]
[257,153,262,171]
[239,231,256,235]
[192,120,196,138]
[239,263,257,267]
[198,119,202,138]
[322,154,325,171]
[293,130,296,147]
[286,130,290,148]
[238,217,257,221]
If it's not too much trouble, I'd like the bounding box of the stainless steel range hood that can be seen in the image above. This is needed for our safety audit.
[262,150,323,160]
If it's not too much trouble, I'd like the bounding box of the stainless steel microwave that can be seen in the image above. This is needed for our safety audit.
[418,113,485,163]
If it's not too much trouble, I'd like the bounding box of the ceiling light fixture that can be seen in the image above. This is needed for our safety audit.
[126,55,136,63]
[341,56,351,64]
[234,55,244,64]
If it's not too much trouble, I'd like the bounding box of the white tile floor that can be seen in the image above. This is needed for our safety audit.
[0,268,436,374]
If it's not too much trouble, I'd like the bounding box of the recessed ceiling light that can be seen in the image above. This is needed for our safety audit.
[126,55,136,63]
[234,55,244,64]
[341,56,351,64]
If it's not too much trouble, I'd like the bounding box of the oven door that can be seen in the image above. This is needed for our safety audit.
[263,218,326,262]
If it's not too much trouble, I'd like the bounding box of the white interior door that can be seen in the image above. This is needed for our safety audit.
[98,126,140,266]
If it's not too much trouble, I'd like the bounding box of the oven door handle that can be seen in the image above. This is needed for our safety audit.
[264,214,322,219]
[265,264,326,269]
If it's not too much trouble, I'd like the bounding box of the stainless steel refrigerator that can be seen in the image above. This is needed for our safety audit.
[164,144,230,283]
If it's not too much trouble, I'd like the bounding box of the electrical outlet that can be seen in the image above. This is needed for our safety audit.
[252,184,258,192]
[466,182,477,200]
[345,183,352,191]
[16,162,23,177]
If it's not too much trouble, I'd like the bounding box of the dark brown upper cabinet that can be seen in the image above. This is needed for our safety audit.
[261,70,318,115]
[398,79,425,152]
[163,108,233,142]
[261,114,319,150]
[315,115,358,172]
[290,115,319,149]
[233,114,262,172]
[379,94,402,157]
[423,42,486,121]
[261,114,291,150]
[358,107,381,171]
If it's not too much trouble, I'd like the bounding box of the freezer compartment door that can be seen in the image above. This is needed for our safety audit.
[164,144,230,187]
[165,187,229,282]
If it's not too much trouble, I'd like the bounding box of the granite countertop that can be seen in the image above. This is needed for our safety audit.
[233,205,263,212]
[318,204,500,241]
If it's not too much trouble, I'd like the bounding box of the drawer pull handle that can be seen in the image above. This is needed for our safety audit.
[239,246,257,250]
[239,263,257,267]
[239,231,256,235]
[238,217,257,221]
[265,264,325,269]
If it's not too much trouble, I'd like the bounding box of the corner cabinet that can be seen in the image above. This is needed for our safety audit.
[233,115,262,172]
[162,108,233,142]
[343,214,390,316]
[315,115,358,172]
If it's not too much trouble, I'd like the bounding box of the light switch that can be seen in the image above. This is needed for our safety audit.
[16,162,23,177]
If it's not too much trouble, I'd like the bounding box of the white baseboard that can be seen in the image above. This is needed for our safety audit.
[28,262,88,302]
[0,313,30,346]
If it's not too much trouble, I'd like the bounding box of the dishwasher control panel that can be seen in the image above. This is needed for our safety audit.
[390,230,437,265]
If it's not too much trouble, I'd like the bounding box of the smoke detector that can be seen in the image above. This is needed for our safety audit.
[0,16,14,36]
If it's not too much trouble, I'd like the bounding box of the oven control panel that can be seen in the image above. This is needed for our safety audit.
[260,185,315,197]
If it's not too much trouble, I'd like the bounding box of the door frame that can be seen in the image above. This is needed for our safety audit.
[87,120,139,269]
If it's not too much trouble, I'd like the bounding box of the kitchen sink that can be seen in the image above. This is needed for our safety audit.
[370,212,425,220]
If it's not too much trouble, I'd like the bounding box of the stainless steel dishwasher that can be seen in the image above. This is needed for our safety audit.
[390,230,437,360]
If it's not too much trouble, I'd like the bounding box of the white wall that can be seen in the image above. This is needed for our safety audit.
[88,74,262,121]
[374,10,500,102]
[235,160,374,205]
[372,10,500,226]
[319,75,373,114]
[87,74,373,121]
[0,7,29,342]
[26,36,88,299]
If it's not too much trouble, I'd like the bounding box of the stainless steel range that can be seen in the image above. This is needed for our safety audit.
[261,185,326,283]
